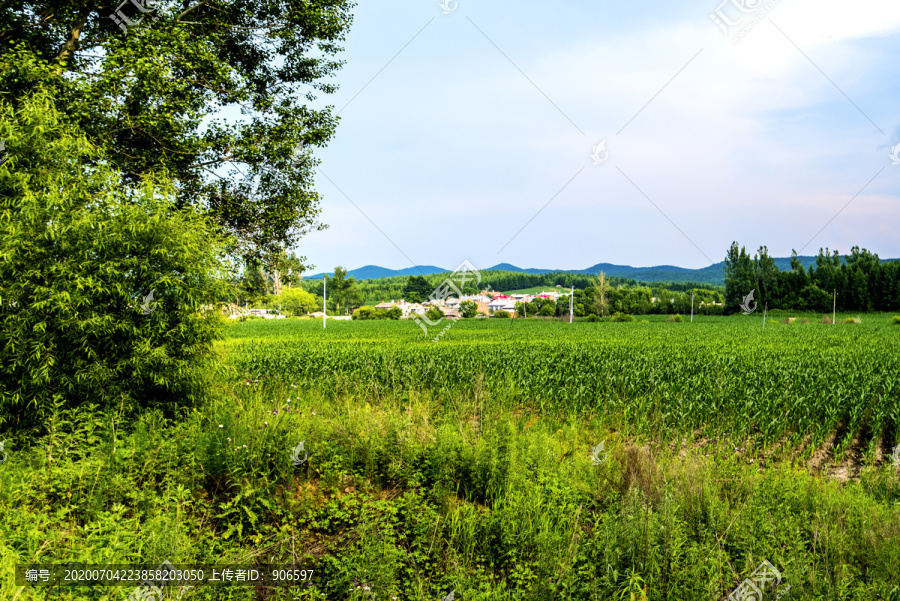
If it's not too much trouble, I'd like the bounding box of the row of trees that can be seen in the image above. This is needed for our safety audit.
[724,244,900,313]
[513,276,724,318]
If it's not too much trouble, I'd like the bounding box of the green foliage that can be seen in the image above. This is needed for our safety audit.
[667,314,683,322]
[724,243,900,313]
[892,316,900,325]
[0,94,231,432]
[458,300,480,318]
[402,275,433,304]
[352,306,400,320]
[493,310,511,318]
[5,319,900,600]
[326,267,357,316]
[277,288,319,316]
[2,0,356,266]
[425,305,445,321]
[612,312,635,322]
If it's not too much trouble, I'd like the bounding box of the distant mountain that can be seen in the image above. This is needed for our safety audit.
[307,265,447,280]
[308,256,896,285]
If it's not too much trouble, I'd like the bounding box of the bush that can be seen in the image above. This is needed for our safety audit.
[892,316,900,325]
[667,314,683,323]
[459,300,479,318]
[0,94,231,432]
[844,317,862,325]
[425,305,444,321]
[612,312,634,322]
[585,314,601,322]
[493,310,511,318]
[277,288,318,315]
[353,306,393,320]
[386,306,402,320]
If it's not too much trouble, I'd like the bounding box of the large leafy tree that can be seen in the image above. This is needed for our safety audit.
[0,0,355,267]
[402,275,433,304]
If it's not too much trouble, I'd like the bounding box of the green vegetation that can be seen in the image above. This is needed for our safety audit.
[0,94,230,433]
[3,0,355,269]
[6,318,900,600]
[458,300,480,318]
[724,243,900,314]
[352,306,401,320]
[301,270,725,309]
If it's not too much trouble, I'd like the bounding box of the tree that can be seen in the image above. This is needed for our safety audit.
[755,246,780,309]
[493,310,511,318]
[325,267,356,315]
[271,251,308,292]
[403,275,432,304]
[278,288,318,316]
[459,300,479,318]
[1,0,355,268]
[0,93,231,432]
[723,242,756,314]
[425,305,444,321]
[386,306,402,320]
[593,272,611,317]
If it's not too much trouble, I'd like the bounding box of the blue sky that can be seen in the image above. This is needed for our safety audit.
[290,0,900,274]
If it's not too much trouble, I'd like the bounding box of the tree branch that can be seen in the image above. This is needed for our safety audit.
[57,8,93,68]
[188,155,234,169]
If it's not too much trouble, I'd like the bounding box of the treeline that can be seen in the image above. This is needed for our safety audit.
[724,243,900,314]
[534,283,724,318]
[300,269,722,303]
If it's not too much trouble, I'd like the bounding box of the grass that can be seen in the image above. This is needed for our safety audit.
[3,315,900,599]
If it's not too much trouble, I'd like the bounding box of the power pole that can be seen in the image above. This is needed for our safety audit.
[832,290,836,326]
[690,294,694,322]
[569,286,574,324]
[323,277,327,330]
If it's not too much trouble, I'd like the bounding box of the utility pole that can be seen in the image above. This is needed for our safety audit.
[323,277,327,330]
[569,286,574,324]
[690,294,694,323]
[763,302,767,330]
[832,290,836,326]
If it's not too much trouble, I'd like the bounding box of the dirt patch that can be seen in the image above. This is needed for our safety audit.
[806,424,846,475]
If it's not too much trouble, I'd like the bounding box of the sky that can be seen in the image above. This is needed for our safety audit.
[285,0,900,275]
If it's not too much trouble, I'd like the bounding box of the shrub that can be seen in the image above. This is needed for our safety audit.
[352,306,375,320]
[425,305,444,321]
[612,312,634,322]
[667,314,683,323]
[493,310,511,318]
[585,314,601,322]
[352,306,394,320]
[892,316,900,325]
[0,94,231,432]
[844,317,862,325]
[458,300,479,318]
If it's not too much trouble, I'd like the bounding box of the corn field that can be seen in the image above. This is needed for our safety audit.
[227,315,900,463]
